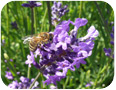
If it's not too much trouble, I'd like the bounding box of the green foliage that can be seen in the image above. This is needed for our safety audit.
[1,1,114,89]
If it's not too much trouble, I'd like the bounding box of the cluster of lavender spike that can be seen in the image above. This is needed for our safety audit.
[104,24,114,59]
[5,59,38,89]
[25,18,99,85]
[6,1,99,88]
[51,1,69,25]
[4,57,39,89]
[8,76,39,89]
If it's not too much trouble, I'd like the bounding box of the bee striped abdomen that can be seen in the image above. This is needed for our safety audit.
[29,40,38,52]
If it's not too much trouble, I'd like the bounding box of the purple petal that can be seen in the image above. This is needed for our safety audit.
[78,50,88,58]
[35,2,42,7]
[110,41,114,45]
[104,48,112,56]
[79,26,99,41]
[57,2,62,8]
[87,26,99,38]
[71,18,88,29]
[80,59,86,64]
[85,83,91,87]
[110,33,114,39]
[20,76,29,83]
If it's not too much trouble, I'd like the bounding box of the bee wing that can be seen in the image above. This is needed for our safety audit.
[22,36,33,44]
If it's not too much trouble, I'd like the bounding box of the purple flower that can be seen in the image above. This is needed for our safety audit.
[70,18,88,38]
[104,25,114,58]
[8,80,19,89]
[10,59,13,62]
[104,48,112,56]
[85,83,91,87]
[22,1,42,8]
[1,39,5,46]
[11,21,18,29]
[51,1,69,25]
[7,67,10,71]
[110,21,114,26]
[55,31,71,50]
[4,60,7,63]
[25,51,35,67]
[53,20,71,41]
[50,85,57,89]
[20,76,29,83]
[110,33,114,39]
[85,81,94,87]
[110,41,114,45]
[110,26,114,45]
[25,18,99,85]
[71,18,88,29]
[43,75,62,85]
[78,26,99,41]
[8,76,39,89]
[17,72,20,75]
[5,71,14,80]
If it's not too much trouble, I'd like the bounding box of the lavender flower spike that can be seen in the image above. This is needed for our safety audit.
[104,23,114,58]
[104,48,112,57]
[1,39,5,46]
[85,83,91,87]
[110,26,114,45]
[51,1,69,25]
[22,1,42,8]
[8,76,39,89]
[11,21,18,29]
[5,71,14,80]
[25,18,99,85]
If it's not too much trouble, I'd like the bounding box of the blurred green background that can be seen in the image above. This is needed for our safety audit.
[1,1,114,89]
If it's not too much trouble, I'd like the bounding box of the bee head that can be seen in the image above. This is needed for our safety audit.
[49,33,54,42]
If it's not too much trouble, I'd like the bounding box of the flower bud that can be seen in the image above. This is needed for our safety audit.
[4,53,9,60]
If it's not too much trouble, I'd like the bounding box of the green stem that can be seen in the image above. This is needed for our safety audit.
[94,56,113,88]
[94,2,109,34]
[34,8,37,34]
[47,1,52,32]
[29,72,41,89]
[6,4,10,47]
[79,1,83,18]
[31,8,34,35]
[41,8,47,32]
[27,66,31,79]
[63,76,69,89]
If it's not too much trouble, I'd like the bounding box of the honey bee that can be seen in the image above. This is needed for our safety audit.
[23,32,54,52]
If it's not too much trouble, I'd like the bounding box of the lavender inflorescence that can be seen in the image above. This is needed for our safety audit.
[85,81,94,87]
[1,39,5,46]
[22,1,42,8]
[5,71,14,80]
[4,59,20,80]
[11,21,18,29]
[51,1,69,26]
[8,76,39,89]
[104,24,114,59]
[25,18,99,85]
